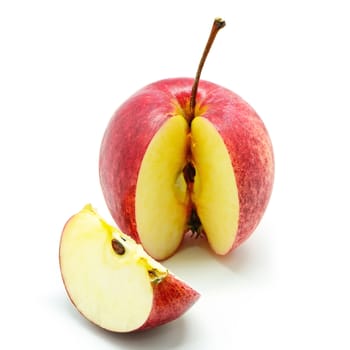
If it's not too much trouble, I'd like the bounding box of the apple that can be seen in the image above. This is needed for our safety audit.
[99,18,274,260]
[59,204,200,333]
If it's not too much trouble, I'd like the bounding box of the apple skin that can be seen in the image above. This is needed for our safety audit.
[140,274,200,331]
[99,77,274,256]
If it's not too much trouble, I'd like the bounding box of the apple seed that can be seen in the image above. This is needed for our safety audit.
[183,162,196,183]
[187,208,203,238]
[111,238,125,255]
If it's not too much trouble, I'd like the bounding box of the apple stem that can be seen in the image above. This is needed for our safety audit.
[189,17,226,122]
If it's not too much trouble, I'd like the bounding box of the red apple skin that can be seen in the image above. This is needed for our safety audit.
[140,274,200,331]
[99,78,274,255]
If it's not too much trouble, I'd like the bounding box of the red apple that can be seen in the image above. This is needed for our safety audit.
[59,204,199,333]
[99,18,274,260]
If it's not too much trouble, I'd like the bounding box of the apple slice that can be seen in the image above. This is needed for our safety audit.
[59,204,200,333]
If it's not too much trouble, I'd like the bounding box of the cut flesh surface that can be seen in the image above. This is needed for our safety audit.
[135,114,239,258]
[135,115,190,260]
[191,117,239,255]
[59,205,167,332]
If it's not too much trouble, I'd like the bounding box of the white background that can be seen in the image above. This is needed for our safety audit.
[1,0,350,349]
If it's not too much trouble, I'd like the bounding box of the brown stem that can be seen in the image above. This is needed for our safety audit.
[189,17,226,122]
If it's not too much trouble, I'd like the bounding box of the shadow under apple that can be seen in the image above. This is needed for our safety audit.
[165,225,275,291]
[102,317,189,349]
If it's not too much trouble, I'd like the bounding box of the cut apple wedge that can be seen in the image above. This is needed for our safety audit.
[59,204,200,333]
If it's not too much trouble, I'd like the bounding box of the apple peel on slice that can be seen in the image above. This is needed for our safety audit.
[59,204,200,333]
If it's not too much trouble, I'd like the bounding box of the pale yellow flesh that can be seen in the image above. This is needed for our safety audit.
[191,117,239,254]
[136,115,190,259]
[135,115,239,258]
[60,205,167,332]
